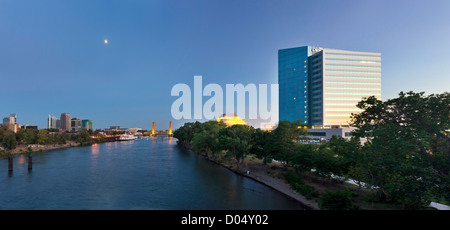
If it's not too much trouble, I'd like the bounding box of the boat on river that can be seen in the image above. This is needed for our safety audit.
[119,133,137,141]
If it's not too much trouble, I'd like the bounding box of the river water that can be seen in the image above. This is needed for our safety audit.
[0,137,305,210]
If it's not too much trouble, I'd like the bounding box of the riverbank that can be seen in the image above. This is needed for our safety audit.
[195,151,436,210]
[198,153,320,210]
[0,141,81,158]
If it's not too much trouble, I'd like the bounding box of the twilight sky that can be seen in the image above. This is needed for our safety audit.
[1,0,449,130]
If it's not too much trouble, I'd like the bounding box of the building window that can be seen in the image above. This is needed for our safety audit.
[308,132,326,137]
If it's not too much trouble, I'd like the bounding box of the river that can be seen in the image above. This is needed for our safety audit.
[0,137,305,210]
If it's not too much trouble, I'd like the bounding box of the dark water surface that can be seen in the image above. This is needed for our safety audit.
[0,138,305,210]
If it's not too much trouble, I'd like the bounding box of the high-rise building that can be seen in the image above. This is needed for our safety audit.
[60,113,71,131]
[9,114,16,124]
[48,115,59,129]
[2,117,9,126]
[278,46,381,128]
[71,118,81,132]
[81,120,93,131]
[2,114,16,126]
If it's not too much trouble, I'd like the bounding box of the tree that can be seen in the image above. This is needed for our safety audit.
[173,121,203,149]
[218,125,254,172]
[265,120,306,167]
[319,189,359,210]
[22,129,39,145]
[313,144,341,179]
[75,130,92,146]
[192,121,226,159]
[37,129,50,145]
[1,130,17,150]
[249,128,272,163]
[290,143,317,174]
[351,91,450,208]
[55,132,69,145]
[323,135,361,177]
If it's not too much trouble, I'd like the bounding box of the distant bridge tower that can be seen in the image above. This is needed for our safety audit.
[152,122,155,135]
[151,121,173,137]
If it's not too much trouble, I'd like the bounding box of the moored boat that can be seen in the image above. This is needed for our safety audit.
[119,133,137,141]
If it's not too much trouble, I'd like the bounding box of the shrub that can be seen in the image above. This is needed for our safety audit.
[284,172,318,200]
[319,189,359,210]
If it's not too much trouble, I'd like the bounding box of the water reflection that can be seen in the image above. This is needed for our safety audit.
[18,155,26,165]
[0,138,305,210]
[17,155,26,173]
[91,143,99,156]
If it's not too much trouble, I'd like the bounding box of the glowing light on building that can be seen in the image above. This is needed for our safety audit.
[216,113,247,126]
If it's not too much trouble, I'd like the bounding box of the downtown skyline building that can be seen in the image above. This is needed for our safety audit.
[71,117,81,132]
[48,114,59,129]
[3,114,17,126]
[48,114,91,131]
[60,113,71,131]
[81,119,93,131]
[278,46,381,129]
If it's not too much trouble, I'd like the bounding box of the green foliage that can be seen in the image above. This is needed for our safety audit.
[265,120,306,167]
[55,132,68,145]
[351,91,450,208]
[249,128,272,163]
[319,189,359,210]
[74,130,92,146]
[37,129,50,145]
[22,129,39,144]
[96,133,105,143]
[290,143,317,173]
[173,121,203,149]
[192,121,226,158]
[283,172,318,200]
[218,125,254,172]
[1,130,17,150]
[325,135,361,175]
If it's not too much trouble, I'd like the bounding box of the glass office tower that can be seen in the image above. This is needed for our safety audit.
[279,46,381,128]
[279,46,314,126]
[81,120,93,131]
[48,115,58,129]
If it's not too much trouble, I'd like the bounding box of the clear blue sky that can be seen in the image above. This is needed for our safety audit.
[1,0,449,130]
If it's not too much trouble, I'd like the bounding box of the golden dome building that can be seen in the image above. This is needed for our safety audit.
[217,113,247,126]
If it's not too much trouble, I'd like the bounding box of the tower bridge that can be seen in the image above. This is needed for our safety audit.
[150,121,173,137]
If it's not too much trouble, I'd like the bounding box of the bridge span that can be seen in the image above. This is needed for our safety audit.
[150,121,173,137]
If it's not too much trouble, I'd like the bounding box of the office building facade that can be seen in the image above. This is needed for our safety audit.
[2,117,10,126]
[278,46,312,126]
[3,114,16,126]
[279,46,381,128]
[71,118,81,132]
[81,120,93,131]
[60,113,71,131]
[48,115,59,129]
